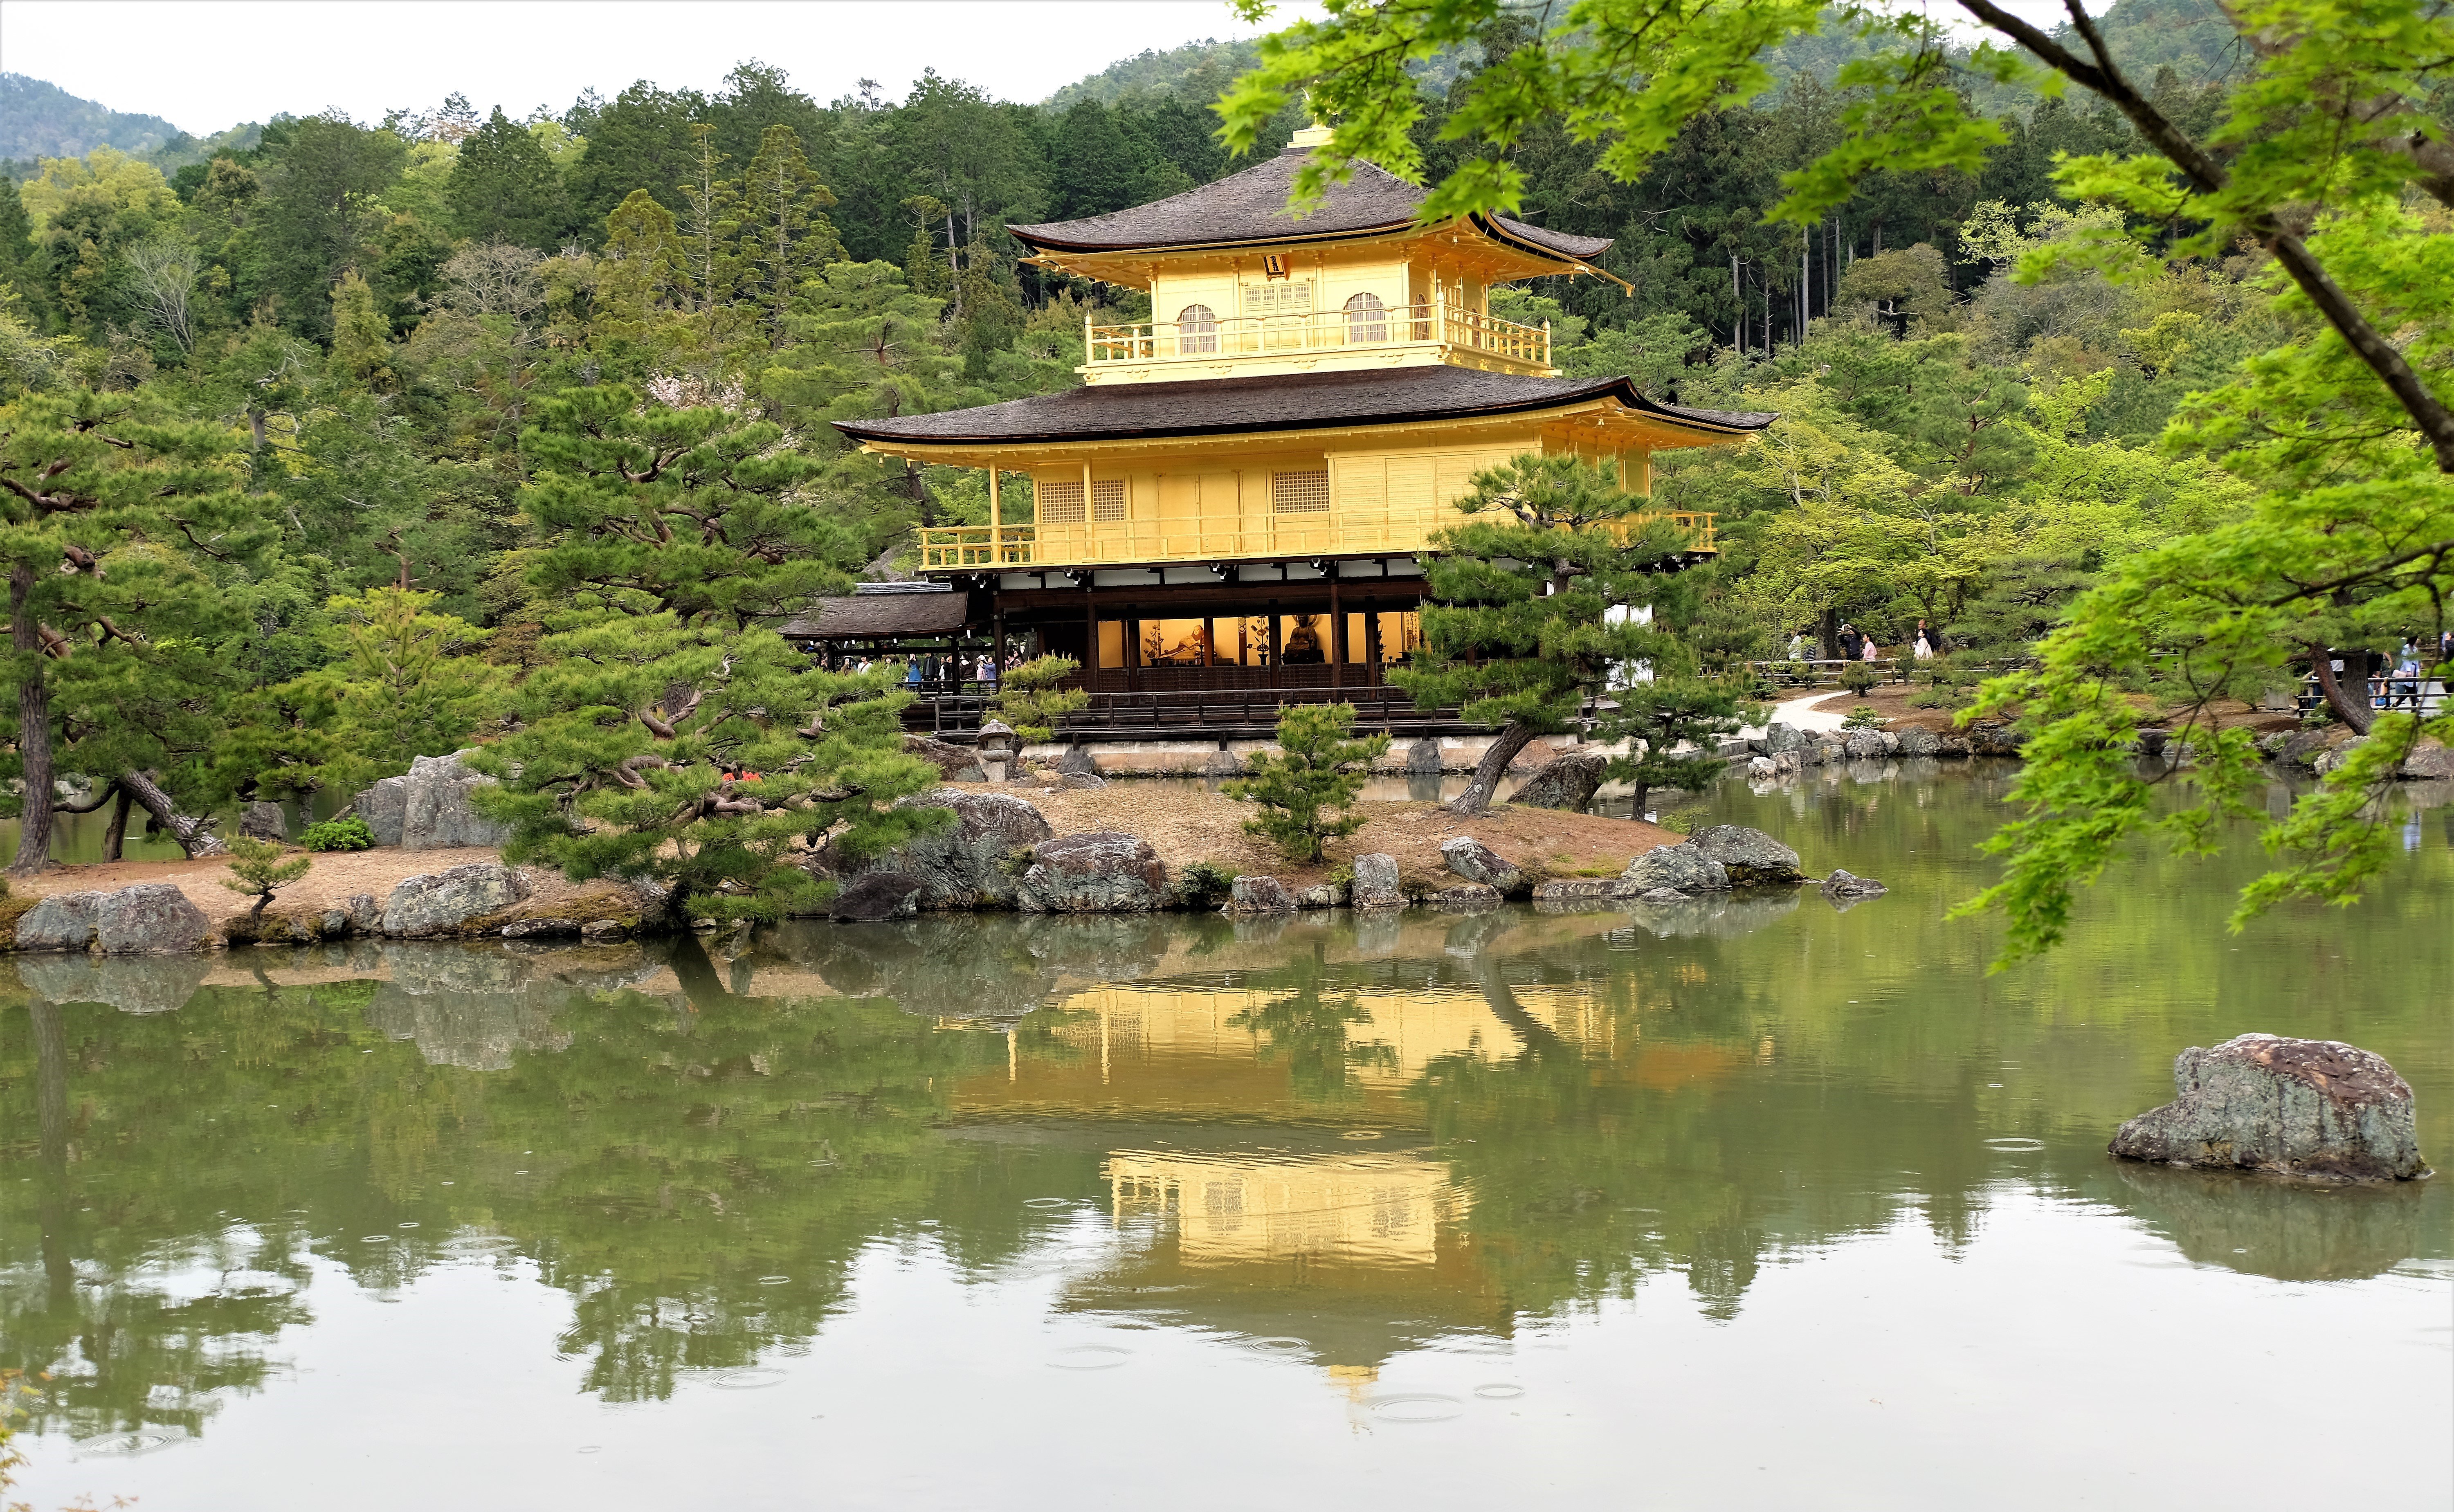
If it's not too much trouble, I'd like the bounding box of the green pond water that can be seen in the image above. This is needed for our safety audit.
[3,762,2448,1510]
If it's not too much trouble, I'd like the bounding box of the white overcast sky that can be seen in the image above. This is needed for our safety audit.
[0,1,1309,135]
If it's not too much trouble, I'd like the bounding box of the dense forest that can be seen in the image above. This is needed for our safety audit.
[0,0,2438,896]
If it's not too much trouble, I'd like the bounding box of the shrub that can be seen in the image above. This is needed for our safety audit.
[1842,705,1885,731]
[1839,660,1881,696]
[1171,859,1238,910]
[1226,703,1391,863]
[220,836,313,924]
[992,655,1091,743]
[301,816,376,852]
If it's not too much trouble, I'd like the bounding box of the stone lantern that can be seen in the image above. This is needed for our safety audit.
[976,719,1020,783]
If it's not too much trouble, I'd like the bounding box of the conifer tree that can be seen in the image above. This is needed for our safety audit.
[2,389,268,872]
[1227,702,1390,863]
[446,106,571,250]
[717,124,845,336]
[472,383,944,920]
[1391,453,1714,817]
[596,189,694,345]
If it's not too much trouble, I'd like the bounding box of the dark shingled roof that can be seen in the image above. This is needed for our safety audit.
[834,366,1775,448]
[779,590,972,640]
[1009,146,1612,263]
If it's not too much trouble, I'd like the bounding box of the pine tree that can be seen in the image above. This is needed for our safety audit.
[596,189,693,343]
[2,389,270,872]
[472,383,944,920]
[1391,452,1714,816]
[1227,702,1391,863]
[328,270,393,390]
[446,106,571,250]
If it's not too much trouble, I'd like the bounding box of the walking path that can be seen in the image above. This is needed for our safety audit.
[1737,691,1854,742]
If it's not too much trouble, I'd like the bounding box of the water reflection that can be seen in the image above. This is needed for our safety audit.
[2,764,2447,1464]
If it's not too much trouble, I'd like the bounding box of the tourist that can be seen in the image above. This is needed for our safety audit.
[1861,633,1880,663]
[904,658,923,685]
[1787,630,1809,661]
[1838,622,1863,661]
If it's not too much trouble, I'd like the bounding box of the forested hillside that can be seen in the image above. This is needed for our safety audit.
[0,0,2443,903]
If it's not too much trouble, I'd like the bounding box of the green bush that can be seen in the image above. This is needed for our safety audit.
[1842,705,1885,731]
[992,655,1091,742]
[301,816,375,852]
[1839,660,1881,696]
[1171,859,1238,910]
[1226,703,1391,863]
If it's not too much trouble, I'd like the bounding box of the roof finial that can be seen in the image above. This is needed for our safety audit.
[1289,119,1334,149]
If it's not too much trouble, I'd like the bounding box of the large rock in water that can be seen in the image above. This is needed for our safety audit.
[355,750,512,849]
[820,788,1053,910]
[1686,825,1805,884]
[1508,750,1607,811]
[93,883,212,954]
[2110,1034,2428,1181]
[1762,722,1807,755]
[828,871,924,922]
[380,863,532,938]
[1440,836,1526,895]
[13,892,103,951]
[1349,853,1404,911]
[1620,842,1729,895]
[1896,726,1943,757]
[1226,875,1297,914]
[1015,831,1169,914]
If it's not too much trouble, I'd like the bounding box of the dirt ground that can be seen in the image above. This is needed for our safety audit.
[4,846,633,933]
[1011,779,1678,889]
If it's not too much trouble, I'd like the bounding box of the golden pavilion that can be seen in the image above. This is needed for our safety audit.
[832,123,1772,699]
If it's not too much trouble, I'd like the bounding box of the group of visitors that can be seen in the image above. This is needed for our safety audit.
[820,647,1022,688]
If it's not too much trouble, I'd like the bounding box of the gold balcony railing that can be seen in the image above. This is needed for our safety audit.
[1085,301,1551,371]
[916,510,1713,571]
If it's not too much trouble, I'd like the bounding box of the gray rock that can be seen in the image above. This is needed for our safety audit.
[1815,737,1849,765]
[14,891,103,951]
[1771,750,1804,776]
[1429,881,1501,912]
[1687,824,1806,884]
[1016,831,1170,914]
[580,919,630,944]
[1531,877,1647,902]
[1878,730,1902,755]
[1058,746,1101,777]
[1202,749,1244,778]
[1747,756,1778,779]
[1508,750,1607,811]
[14,952,211,1014]
[1965,721,2026,756]
[1296,883,1344,908]
[1620,842,1729,894]
[1637,886,1688,903]
[903,734,987,784]
[1349,853,1404,911]
[1440,836,1525,895]
[92,883,212,954]
[1843,730,1887,760]
[501,917,581,939]
[2110,1034,2428,1181]
[380,863,532,938]
[1404,738,1443,775]
[829,871,925,922]
[1763,722,1807,755]
[1226,875,1297,914]
[1935,730,1973,758]
[355,775,410,847]
[1896,726,1942,757]
[2403,742,2454,780]
[240,802,288,841]
[1060,771,1107,791]
[819,788,1053,910]
[319,892,380,938]
[1821,868,1889,899]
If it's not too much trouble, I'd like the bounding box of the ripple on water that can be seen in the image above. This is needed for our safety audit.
[75,1427,189,1457]
[440,1235,519,1257]
[1368,1394,1465,1423]
[1048,1345,1132,1370]
[359,1235,391,1243]
[757,1275,791,1285]
[1982,1137,2047,1152]
[1339,1130,1384,1141]
[711,1368,788,1390]
[1474,1383,1526,1400]
[1246,1337,1308,1353]
[1022,1197,1069,1208]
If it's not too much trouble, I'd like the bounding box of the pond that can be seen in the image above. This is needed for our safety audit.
[3,763,2448,1509]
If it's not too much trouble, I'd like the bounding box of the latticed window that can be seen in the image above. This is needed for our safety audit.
[1344,291,1389,343]
[1039,479,1085,523]
[1176,303,1218,355]
[1091,480,1126,521]
[1272,470,1330,514]
[1243,281,1312,317]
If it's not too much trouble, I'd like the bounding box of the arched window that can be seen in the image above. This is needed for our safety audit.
[1177,303,1218,355]
[1344,291,1389,344]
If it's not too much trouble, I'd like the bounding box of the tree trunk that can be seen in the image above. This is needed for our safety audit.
[103,786,132,861]
[1447,723,1538,817]
[1818,606,1840,663]
[2308,645,2376,735]
[9,562,54,876]
[117,769,226,858]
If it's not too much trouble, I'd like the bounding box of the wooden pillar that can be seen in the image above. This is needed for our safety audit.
[1083,589,1098,678]
[1268,604,1282,670]
[991,580,1005,667]
[1329,573,1345,690]
[987,467,1001,557]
